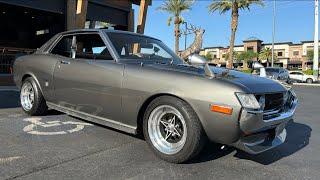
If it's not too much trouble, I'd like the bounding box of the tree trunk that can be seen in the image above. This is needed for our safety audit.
[174,16,180,54]
[243,60,248,70]
[228,3,239,69]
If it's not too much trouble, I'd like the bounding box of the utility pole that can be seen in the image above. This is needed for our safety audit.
[271,0,276,67]
[314,0,319,77]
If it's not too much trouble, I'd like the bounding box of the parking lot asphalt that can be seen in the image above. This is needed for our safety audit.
[0,86,319,180]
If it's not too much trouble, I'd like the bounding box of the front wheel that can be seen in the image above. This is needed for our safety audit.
[143,96,206,163]
[20,77,48,116]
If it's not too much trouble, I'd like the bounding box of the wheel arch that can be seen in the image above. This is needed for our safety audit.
[21,73,44,95]
[136,93,199,135]
[306,78,314,83]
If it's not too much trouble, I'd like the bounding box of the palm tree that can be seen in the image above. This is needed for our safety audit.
[238,51,258,70]
[158,0,194,53]
[208,0,264,69]
[259,47,277,67]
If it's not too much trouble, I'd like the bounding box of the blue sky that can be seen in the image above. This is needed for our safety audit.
[133,0,316,50]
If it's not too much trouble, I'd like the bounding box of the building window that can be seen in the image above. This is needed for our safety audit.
[213,55,217,59]
[277,51,283,57]
[247,46,254,52]
[293,51,299,56]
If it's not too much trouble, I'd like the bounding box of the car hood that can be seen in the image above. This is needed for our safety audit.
[210,67,287,93]
[146,63,287,94]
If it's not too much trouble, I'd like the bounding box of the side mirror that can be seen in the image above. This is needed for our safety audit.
[252,61,264,70]
[187,54,206,65]
[187,54,215,78]
[251,61,267,77]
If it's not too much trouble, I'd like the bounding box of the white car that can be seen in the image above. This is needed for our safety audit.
[289,71,318,84]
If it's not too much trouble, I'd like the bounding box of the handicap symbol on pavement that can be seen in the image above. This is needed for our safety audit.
[23,117,93,135]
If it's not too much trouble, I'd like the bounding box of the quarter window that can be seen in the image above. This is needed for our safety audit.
[51,35,73,58]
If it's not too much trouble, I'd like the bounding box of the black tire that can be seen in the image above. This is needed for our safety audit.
[306,78,313,84]
[20,77,48,116]
[143,96,206,163]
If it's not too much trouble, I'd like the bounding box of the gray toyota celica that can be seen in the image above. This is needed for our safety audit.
[13,29,298,163]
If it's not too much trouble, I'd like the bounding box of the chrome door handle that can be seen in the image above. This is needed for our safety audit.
[60,60,70,65]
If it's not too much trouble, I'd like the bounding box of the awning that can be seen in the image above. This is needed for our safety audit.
[87,2,128,26]
[0,0,65,14]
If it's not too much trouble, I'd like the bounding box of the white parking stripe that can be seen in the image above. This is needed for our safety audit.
[0,156,22,164]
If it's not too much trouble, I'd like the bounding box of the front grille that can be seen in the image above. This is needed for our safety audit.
[264,93,283,111]
[255,93,284,120]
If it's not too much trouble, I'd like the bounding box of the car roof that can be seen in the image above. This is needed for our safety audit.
[265,67,282,69]
[57,29,161,41]
[289,71,302,72]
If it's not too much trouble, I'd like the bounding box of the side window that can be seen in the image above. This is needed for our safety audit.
[74,34,113,60]
[51,35,73,57]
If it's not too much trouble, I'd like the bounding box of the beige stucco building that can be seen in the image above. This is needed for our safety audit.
[200,38,320,70]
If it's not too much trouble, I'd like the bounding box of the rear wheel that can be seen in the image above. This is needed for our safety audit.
[306,78,313,84]
[20,77,48,116]
[143,96,206,163]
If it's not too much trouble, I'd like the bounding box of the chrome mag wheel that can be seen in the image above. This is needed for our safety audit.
[20,82,35,111]
[148,105,187,155]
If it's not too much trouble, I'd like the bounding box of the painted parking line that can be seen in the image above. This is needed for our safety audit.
[0,156,23,164]
[23,117,93,136]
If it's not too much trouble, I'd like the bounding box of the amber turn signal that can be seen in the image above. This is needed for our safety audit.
[210,105,233,115]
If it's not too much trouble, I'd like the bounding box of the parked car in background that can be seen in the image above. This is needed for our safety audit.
[289,71,318,84]
[253,67,291,84]
[264,67,291,84]
[13,29,298,163]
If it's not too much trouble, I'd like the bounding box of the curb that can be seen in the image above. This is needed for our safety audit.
[293,83,320,87]
[0,86,19,92]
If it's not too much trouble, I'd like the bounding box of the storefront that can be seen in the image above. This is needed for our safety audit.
[0,0,149,85]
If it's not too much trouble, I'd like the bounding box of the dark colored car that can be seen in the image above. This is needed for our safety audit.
[13,29,298,163]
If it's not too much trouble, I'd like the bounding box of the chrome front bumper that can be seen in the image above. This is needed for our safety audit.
[232,98,298,154]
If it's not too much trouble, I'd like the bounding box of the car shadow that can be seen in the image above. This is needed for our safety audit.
[234,121,311,165]
[189,121,311,165]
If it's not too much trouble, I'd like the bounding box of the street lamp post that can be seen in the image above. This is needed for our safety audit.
[271,0,276,67]
[314,0,319,77]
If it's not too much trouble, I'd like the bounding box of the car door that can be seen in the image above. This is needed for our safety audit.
[290,72,299,81]
[296,72,304,81]
[51,33,123,121]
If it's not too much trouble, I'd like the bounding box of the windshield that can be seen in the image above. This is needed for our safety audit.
[265,68,280,76]
[106,32,183,64]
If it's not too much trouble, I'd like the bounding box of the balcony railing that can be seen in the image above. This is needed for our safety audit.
[0,47,35,74]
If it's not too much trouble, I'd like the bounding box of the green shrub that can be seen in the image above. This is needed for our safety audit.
[303,70,314,75]
[241,69,252,74]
